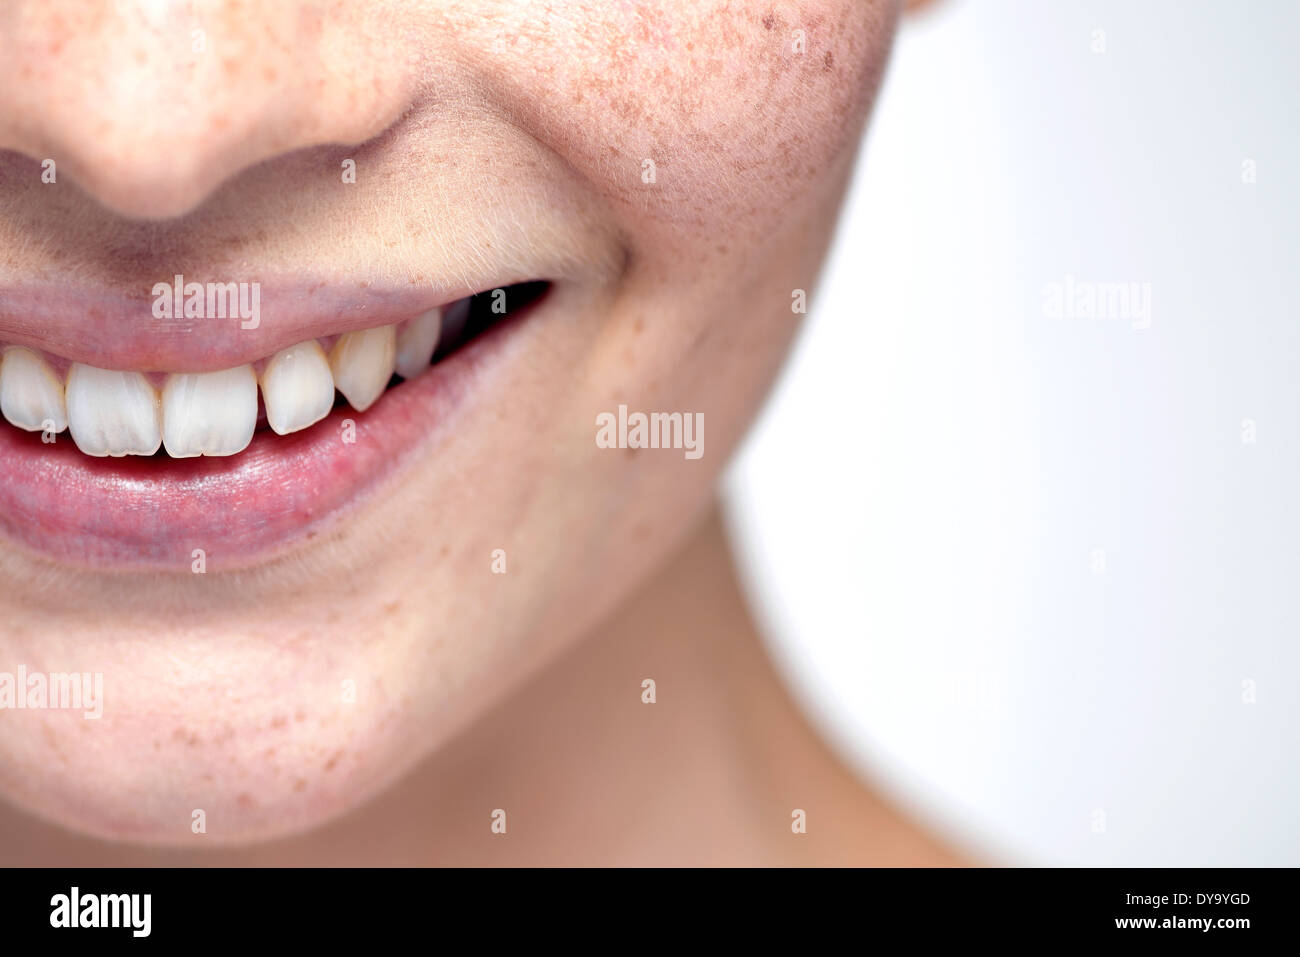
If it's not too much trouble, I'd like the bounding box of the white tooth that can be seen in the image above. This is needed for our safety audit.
[260,340,335,435]
[329,325,396,412]
[162,365,257,458]
[65,364,162,456]
[394,308,442,380]
[0,347,68,433]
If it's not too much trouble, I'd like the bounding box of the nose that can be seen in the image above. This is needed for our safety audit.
[0,0,417,219]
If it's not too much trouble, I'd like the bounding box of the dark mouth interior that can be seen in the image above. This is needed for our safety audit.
[427,279,551,367]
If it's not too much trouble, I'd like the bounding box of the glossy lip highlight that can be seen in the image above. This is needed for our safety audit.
[0,291,544,570]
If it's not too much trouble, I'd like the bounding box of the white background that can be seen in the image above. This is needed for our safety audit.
[725,0,1298,865]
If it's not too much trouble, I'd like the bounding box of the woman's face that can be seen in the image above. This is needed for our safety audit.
[0,0,896,843]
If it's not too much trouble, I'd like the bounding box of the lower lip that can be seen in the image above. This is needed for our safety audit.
[0,306,532,571]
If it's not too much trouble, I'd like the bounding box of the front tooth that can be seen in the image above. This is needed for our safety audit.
[394,308,442,380]
[65,364,162,456]
[162,365,257,458]
[329,325,396,412]
[0,347,68,433]
[261,340,335,435]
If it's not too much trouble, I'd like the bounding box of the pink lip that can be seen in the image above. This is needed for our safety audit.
[0,278,506,373]
[0,302,530,570]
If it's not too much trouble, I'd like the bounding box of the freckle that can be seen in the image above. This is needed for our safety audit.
[383,600,401,615]
[265,747,276,757]
[153,739,161,751]
[440,545,450,558]
[263,65,278,83]
[271,715,287,729]
[294,779,307,792]
[324,750,344,772]
[295,710,306,723]
[236,793,255,809]
[632,317,645,334]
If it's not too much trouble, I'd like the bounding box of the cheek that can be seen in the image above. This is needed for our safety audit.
[465,0,899,450]
[469,0,898,239]
[497,3,897,578]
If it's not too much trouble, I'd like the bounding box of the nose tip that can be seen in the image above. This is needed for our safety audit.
[0,1,415,219]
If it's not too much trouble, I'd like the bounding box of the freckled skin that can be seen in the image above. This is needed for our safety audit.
[0,1,944,864]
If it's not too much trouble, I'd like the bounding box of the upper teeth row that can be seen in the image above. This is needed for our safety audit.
[0,308,441,458]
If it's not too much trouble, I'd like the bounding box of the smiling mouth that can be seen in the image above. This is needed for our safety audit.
[0,280,550,569]
[0,280,549,457]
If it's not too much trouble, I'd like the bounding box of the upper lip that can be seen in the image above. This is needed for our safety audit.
[0,276,506,372]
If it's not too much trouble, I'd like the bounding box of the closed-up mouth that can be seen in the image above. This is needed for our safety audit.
[0,280,550,569]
